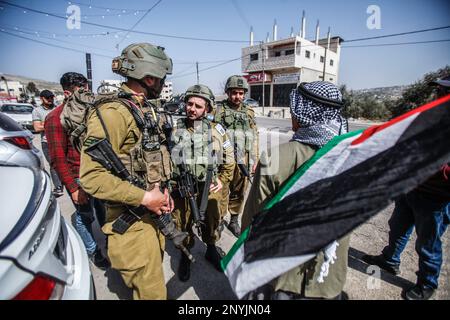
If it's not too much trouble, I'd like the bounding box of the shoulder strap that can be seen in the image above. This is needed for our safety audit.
[93,94,140,142]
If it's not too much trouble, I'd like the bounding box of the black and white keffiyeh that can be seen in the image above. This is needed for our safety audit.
[290,81,348,148]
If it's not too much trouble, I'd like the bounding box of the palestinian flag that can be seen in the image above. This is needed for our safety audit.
[221,94,450,299]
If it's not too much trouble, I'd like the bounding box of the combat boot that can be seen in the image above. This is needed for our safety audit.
[205,245,225,272]
[227,215,241,237]
[177,253,191,282]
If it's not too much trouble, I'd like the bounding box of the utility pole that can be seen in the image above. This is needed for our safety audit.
[322,27,331,81]
[196,62,199,84]
[261,43,265,116]
[1,76,11,98]
[86,53,93,91]
[322,48,327,81]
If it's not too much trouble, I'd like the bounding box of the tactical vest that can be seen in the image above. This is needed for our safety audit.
[94,95,173,191]
[172,117,217,182]
[214,101,255,156]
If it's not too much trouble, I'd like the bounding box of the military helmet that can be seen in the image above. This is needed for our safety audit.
[184,84,215,108]
[225,75,249,93]
[112,43,173,80]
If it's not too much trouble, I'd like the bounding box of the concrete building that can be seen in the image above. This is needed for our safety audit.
[98,80,173,102]
[0,80,25,99]
[242,13,343,108]
[98,80,123,93]
[160,81,173,102]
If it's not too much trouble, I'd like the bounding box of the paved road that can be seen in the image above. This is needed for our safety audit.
[34,117,449,300]
[256,116,378,133]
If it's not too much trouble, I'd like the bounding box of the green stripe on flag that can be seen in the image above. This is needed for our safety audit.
[221,130,363,272]
[264,130,363,211]
[221,226,250,270]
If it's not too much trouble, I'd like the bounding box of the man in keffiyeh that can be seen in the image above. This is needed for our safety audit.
[242,81,350,300]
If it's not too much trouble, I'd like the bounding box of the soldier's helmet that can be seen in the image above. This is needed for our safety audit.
[184,84,215,109]
[112,43,173,80]
[225,75,249,93]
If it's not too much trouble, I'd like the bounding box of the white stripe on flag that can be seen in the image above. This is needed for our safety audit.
[282,113,419,200]
[225,245,316,299]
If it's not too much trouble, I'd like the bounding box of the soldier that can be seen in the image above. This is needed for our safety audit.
[214,75,259,237]
[79,43,174,300]
[171,84,235,281]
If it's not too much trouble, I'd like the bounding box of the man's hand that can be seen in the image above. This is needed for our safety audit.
[210,179,223,193]
[71,189,89,205]
[140,183,169,215]
[161,188,175,213]
[33,121,45,133]
[251,163,257,174]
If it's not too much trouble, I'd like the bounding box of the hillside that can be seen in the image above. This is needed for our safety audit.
[0,73,62,94]
[353,85,409,100]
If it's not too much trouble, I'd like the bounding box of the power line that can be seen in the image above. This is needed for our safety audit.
[342,38,450,48]
[0,1,250,43]
[3,1,449,45]
[0,26,236,66]
[116,0,163,48]
[0,23,120,37]
[169,55,246,80]
[0,26,117,53]
[168,38,450,80]
[2,2,142,17]
[0,29,114,59]
[344,25,450,43]
[64,0,152,12]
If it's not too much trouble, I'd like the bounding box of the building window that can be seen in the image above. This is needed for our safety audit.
[305,50,310,58]
[250,85,270,107]
[250,53,259,61]
[273,84,297,107]
[285,49,294,55]
[320,56,324,63]
[274,51,281,57]
[329,78,333,81]
[19,88,23,92]
[330,59,334,66]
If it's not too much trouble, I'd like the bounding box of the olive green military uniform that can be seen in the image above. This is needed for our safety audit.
[171,118,235,248]
[242,141,350,299]
[80,84,171,300]
[214,100,259,218]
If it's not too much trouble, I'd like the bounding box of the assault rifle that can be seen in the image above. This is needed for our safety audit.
[85,138,195,262]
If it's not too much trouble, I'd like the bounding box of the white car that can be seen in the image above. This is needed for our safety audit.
[0,113,43,169]
[0,103,35,132]
[0,164,94,300]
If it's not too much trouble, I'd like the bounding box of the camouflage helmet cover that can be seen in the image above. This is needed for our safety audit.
[112,42,173,80]
[225,75,249,92]
[184,84,215,108]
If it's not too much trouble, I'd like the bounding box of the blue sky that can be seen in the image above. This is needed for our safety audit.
[0,0,449,94]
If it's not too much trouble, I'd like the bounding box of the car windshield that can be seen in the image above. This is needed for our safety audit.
[1,104,34,113]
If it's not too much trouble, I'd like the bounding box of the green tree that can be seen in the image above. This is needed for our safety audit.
[340,85,361,119]
[390,65,450,117]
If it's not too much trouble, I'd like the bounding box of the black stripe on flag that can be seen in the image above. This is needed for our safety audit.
[244,99,450,263]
